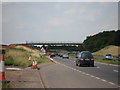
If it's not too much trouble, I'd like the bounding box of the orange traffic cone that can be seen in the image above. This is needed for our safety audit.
[31,59,37,68]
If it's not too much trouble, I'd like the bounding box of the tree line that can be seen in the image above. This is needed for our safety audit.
[83,30,120,52]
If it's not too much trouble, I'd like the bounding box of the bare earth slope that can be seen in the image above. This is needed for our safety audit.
[92,45,119,56]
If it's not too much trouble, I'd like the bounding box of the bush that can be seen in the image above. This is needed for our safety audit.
[5,56,14,65]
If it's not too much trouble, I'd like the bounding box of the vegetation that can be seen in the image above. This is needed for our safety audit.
[92,45,119,56]
[95,59,120,65]
[2,82,11,89]
[47,46,85,51]
[5,47,50,68]
[69,56,119,65]
[83,30,120,52]
[33,30,120,53]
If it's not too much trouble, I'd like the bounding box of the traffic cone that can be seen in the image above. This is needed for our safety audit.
[31,59,38,69]
[31,60,35,68]
[0,54,5,81]
[34,60,37,68]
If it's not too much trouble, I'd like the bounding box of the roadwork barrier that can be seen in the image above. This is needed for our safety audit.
[0,50,5,81]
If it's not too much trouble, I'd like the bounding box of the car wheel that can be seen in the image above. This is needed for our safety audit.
[76,63,78,66]
[79,63,82,67]
[88,64,90,67]
[91,64,94,67]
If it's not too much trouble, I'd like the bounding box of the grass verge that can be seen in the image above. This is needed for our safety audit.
[69,55,120,65]
[1,81,11,89]
[5,47,51,68]
[95,59,120,65]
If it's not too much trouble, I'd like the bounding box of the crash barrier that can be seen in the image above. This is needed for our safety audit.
[0,50,5,81]
[28,57,37,68]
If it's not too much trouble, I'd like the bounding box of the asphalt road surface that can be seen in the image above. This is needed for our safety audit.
[39,56,119,88]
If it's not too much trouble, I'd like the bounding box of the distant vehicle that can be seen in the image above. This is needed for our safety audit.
[50,53,56,58]
[117,54,120,61]
[59,53,64,57]
[68,53,78,56]
[62,54,69,59]
[76,51,94,67]
[117,54,120,58]
[104,54,113,59]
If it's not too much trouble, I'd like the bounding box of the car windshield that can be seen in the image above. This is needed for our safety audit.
[81,52,93,59]
[106,54,112,56]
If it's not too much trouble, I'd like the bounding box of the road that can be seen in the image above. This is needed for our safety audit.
[39,56,119,88]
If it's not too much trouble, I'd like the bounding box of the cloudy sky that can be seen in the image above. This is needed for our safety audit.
[2,1,118,44]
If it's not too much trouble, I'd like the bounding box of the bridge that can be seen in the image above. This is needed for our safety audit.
[25,41,83,47]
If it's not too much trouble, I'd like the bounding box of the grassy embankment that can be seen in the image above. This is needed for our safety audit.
[93,45,120,65]
[5,47,50,68]
[2,46,51,88]
[94,59,120,65]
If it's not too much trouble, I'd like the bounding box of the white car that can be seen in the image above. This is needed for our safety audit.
[104,54,113,59]
[62,54,69,59]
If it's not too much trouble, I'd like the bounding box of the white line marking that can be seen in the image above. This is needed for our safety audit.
[97,66,100,68]
[51,58,118,87]
[78,71,82,72]
[108,82,115,85]
[90,75,95,78]
[113,70,118,72]
[82,72,86,74]
[101,79,107,82]
[86,74,90,76]
[95,77,100,80]
[6,68,23,71]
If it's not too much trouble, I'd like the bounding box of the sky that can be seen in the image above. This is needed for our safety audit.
[1,1,118,44]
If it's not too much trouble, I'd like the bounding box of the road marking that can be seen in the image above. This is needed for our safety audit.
[108,82,115,85]
[101,79,107,82]
[95,77,100,80]
[82,72,86,74]
[90,75,95,78]
[51,58,118,87]
[113,70,118,72]
[78,70,82,73]
[86,74,90,76]
[6,68,23,71]
[96,66,100,68]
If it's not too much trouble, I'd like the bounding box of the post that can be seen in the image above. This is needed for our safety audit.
[0,50,5,81]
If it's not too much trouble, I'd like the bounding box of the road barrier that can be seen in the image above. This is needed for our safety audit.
[0,50,5,81]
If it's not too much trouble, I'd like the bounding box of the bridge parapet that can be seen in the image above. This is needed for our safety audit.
[26,41,83,46]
